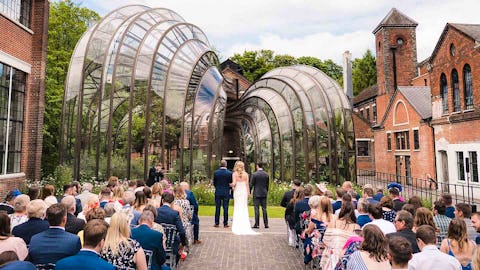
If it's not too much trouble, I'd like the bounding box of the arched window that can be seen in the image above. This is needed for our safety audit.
[441,73,448,114]
[452,69,460,112]
[464,64,474,110]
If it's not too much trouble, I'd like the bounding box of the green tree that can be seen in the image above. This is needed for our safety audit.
[43,0,99,175]
[231,50,275,82]
[352,49,377,96]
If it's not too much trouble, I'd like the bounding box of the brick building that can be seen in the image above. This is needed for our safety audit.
[0,0,49,195]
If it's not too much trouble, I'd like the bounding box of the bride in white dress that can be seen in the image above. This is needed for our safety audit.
[231,161,259,235]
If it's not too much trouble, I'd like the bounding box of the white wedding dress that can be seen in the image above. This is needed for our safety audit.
[232,180,259,235]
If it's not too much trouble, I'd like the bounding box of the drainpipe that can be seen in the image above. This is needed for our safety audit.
[390,47,398,91]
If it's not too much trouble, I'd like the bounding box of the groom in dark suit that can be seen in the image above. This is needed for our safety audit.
[250,162,270,228]
[213,160,232,227]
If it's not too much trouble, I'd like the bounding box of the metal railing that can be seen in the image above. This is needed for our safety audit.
[356,169,480,206]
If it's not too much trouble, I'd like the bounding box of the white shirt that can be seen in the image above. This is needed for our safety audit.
[408,245,461,270]
[364,218,396,234]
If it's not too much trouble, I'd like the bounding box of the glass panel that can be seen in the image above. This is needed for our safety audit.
[452,69,460,112]
[457,152,465,181]
[463,65,474,110]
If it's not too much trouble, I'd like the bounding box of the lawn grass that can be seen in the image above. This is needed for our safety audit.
[198,205,285,218]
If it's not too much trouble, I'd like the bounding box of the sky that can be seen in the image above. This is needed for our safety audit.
[78,0,480,64]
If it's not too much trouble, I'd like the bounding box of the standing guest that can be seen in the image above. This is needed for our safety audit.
[0,213,28,260]
[12,200,49,245]
[413,207,437,233]
[286,187,304,247]
[365,203,396,234]
[380,196,396,223]
[389,188,405,212]
[148,164,160,187]
[373,186,384,202]
[455,203,478,242]
[0,191,16,214]
[27,186,40,201]
[55,219,114,270]
[433,200,453,240]
[9,194,30,229]
[250,162,270,229]
[155,192,187,262]
[62,184,82,216]
[346,224,390,269]
[29,203,81,265]
[61,195,85,235]
[332,188,346,212]
[281,179,301,208]
[471,212,480,244]
[42,185,58,207]
[294,184,313,234]
[356,199,371,227]
[180,181,201,245]
[388,236,413,270]
[131,211,169,270]
[213,160,232,228]
[408,196,423,213]
[409,225,461,270]
[443,194,456,219]
[440,218,475,269]
[362,187,379,205]
[99,188,112,209]
[76,183,94,208]
[101,212,147,270]
[387,210,420,253]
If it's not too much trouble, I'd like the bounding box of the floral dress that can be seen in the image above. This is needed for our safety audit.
[101,238,141,269]
[382,209,396,223]
[303,218,327,264]
[174,198,193,246]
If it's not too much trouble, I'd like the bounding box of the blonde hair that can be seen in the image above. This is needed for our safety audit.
[473,246,480,270]
[27,199,47,218]
[173,185,186,200]
[234,161,245,177]
[13,194,30,212]
[102,212,130,256]
[318,196,333,222]
[151,183,162,196]
[112,186,124,200]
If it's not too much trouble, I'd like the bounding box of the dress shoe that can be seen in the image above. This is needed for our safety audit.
[224,224,230,228]
[194,240,203,245]
[213,224,219,228]
[251,225,259,229]
[265,225,269,229]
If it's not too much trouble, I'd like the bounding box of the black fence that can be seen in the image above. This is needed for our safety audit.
[357,169,480,207]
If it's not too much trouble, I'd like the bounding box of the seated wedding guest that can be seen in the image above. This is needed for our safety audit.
[55,219,114,270]
[104,203,116,224]
[99,188,112,209]
[0,191,16,214]
[100,212,147,270]
[76,182,94,208]
[389,188,405,212]
[128,180,137,192]
[362,187,379,205]
[42,185,58,207]
[0,251,35,270]
[180,181,201,245]
[122,191,141,227]
[388,236,413,270]
[454,203,478,242]
[332,188,346,212]
[440,218,475,269]
[373,186,384,202]
[135,180,146,193]
[409,225,461,270]
[111,186,124,207]
[402,203,416,216]
[387,210,420,253]
[346,224,390,269]
[77,208,106,246]
[471,212,480,244]
[12,199,49,244]
[77,195,100,221]
[134,191,148,212]
[442,193,456,219]
[0,213,28,260]
[433,200,452,240]
[173,185,191,240]
[107,176,119,189]
[29,203,81,266]
[27,186,40,201]
[408,196,423,214]
[131,211,169,270]
[155,192,187,262]
[365,203,396,234]
[150,183,163,208]
[413,207,437,233]
[9,194,30,229]
[356,199,371,227]
[62,184,82,216]
[143,205,165,236]
[302,195,327,265]
[380,196,396,223]
[61,195,85,234]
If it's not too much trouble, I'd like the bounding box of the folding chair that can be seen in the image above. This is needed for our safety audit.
[35,263,56,270]
[143,249,153,270]
[161,223,179,270]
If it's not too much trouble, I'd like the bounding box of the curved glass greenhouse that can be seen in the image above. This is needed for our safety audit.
[61,5,355,184]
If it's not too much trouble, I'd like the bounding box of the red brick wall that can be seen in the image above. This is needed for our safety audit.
[0,1,49,193]
[353,113,375,171]
[0,175,26,198]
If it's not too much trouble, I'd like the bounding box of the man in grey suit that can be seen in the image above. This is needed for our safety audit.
[250,162,269,228]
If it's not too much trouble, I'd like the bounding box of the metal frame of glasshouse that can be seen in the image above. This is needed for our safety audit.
[61,5,355,184]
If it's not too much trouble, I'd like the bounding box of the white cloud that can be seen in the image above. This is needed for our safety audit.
[81,0,480,64]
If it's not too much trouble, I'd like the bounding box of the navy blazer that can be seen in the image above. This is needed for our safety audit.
[131,224,167,270]
[65,213,85,235]
[213,168,232,197]
[186,190,199,223]
[12,217,49,244]
[0,261,36,270]
[250,169,269,198]
[155,205,186,246]
[55,250,115,270]
[54,250,114,270]
[29,228,81,265]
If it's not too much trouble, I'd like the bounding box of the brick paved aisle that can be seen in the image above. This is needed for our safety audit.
[180,216,304,270]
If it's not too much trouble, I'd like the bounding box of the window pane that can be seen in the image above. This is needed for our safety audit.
[469,151,478,182]
[413,130,419,150]
[457,152,465,181]
[387,133,391,150]
[357,141,369,157]
[452,69,460,112]
[441,73,448,114]
[463,64,474,109]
